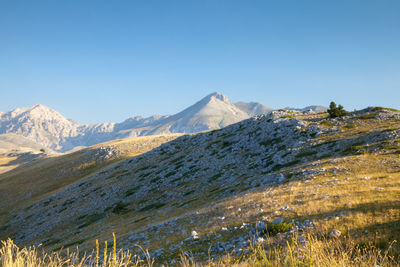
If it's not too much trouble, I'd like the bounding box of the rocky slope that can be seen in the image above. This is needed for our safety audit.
[1,106,399,264]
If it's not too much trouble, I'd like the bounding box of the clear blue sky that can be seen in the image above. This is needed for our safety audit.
[1,1,399,123]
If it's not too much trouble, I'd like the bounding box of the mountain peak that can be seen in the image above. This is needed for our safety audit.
[10,104,55,116]
[31,104,47,109]
[159,92,249,134]
[28,104,57,112]
[205,92,229,102]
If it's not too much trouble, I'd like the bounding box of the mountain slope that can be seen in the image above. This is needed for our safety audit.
[1,107,399,264]
[235,101,273,116]
[0,133,51,152]
[285,105,328,113]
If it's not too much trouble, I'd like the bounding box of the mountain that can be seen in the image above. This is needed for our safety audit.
[0,94,329,153]
[0,93,250,152]
[235,101,273,116]
[0,104,81,151]
[145,92,250,134]
[1,107,399,264]
[285,105,328,113]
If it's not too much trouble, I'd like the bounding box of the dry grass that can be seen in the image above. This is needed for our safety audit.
[1,234,398,266]
[215,153,400,256]
[0,234,154,267]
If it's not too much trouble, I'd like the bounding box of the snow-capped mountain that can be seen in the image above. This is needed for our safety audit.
[142,92,250,134]
[0,93,250,152]
[0,104,81,151]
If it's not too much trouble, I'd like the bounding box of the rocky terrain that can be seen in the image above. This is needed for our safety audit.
[1,106,399,265]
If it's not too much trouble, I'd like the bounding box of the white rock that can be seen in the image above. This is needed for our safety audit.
[329,229,341,238]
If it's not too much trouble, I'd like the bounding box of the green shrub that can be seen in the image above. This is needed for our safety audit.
[295,150,317,158]
[320,120,333,126]
[343,142,366,155]
[112,201,129,214]
[359,113,377,120]
[265,222,292,236]
[343,123,357,129]
[165,171,176,177]
[139,202,165,212]
[125,185,141,196]
[328,102,346,118]
[373,106,399,112]
[78,213,105,228]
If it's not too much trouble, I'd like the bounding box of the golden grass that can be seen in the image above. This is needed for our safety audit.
[0,155,18,175]
[0,234,154,267]
[1,234,398,266]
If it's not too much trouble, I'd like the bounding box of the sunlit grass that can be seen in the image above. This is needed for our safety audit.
[1,233,398,266]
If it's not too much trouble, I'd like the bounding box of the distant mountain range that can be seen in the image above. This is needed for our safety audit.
[0,93,326,152]
[234,101,273,117]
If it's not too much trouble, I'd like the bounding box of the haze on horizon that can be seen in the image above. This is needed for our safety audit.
[1,0,399,123]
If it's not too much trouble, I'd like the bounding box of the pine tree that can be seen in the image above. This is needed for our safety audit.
[328,101,346,118]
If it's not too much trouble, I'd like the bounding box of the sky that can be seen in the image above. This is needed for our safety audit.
[0,0,399,124]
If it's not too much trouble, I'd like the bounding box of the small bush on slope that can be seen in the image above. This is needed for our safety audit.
[265,222,292,236]
[328,101,346,118]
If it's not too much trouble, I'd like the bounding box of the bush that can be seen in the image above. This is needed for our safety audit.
[328,102,346,118]
[265,222,292,236]
[112,201,129,214]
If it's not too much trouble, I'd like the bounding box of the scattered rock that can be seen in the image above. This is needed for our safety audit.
[191,230,199,240]
[329,229,341,238]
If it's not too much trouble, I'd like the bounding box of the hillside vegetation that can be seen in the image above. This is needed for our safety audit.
[0,107,400,265]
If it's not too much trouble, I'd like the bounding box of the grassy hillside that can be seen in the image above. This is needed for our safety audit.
[0,107,399,265]
[0,135,180,240]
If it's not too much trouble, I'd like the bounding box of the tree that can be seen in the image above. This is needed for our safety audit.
[40,148,45,153]
[328,101,346,118]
